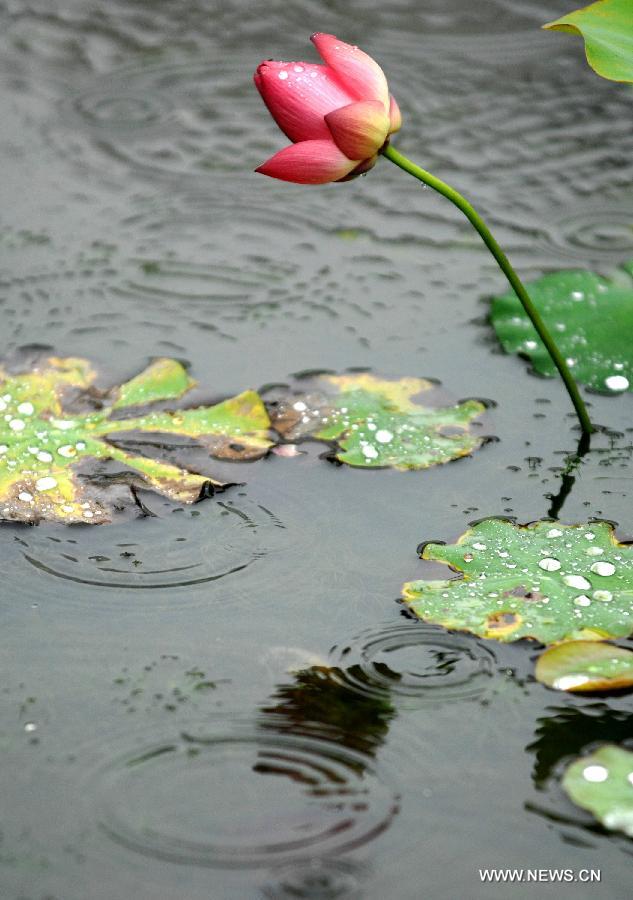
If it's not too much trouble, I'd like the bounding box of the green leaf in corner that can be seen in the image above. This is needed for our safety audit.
[491,261,633,393]
[563,745,633,836]
[536,640,633,691]
[402,518,633,644]
[544,0,633,83]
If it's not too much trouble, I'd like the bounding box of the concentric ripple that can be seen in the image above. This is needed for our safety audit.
[13,493,286,594]
[50,59,278,184]
[541,206,633,262]
[328,622,496,705]
[94,723,398,868]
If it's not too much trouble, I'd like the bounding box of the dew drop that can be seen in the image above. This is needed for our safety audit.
[539,558,561,572]
[586,546,604,557]
[375,429,393,443]
[593,590,613,602]
[472,542,487,551]
[524,340,537,350]
[590,561,616,577]
[292,401,307,412]
[57,445,76,458]
[584,532,595,541]
[574,595,591,607]
[564,574,591,590]
[463,553,474,562]
[547,528,563,538]
[627,773,633,787]
[17,402,34,416]
[605,375,629,392]
[18,491,33,502]
[9,419,25,432]
[583,765,608,783]
[278,71,289,80]
[361,444,378,460]
[35,476,57,492]
[36,451,53,463]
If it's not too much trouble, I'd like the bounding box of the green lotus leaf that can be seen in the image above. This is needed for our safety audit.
[563,745,633,837]
[265,372,487,470]
[0,356,273,524]
[491,262,633,393]
[536,641,633,691]
[402,519,633,644]
[544,0,633,83]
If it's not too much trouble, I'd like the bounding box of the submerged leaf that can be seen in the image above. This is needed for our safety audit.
[563,745,633,837]
[402,519,633,644]
[0,356,273,524]
[536,641,633,692]
[544,0,633,83]
[491,262,633,393]
[264,372,487,470]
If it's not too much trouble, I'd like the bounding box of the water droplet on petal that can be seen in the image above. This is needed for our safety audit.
[278,71,288,80]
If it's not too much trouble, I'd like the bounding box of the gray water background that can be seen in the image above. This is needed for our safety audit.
[1,1,633,897]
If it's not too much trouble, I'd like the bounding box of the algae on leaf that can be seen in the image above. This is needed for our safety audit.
[0,356,272,524]
[264,371,488,470]
[403,519,633,644]
[491,261,633,393]
[544,0,633,84]
[563,745,633,837]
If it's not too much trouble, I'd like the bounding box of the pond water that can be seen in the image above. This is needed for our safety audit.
[1,1,633,897]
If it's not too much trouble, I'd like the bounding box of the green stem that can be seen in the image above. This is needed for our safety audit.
[381,144,594,437]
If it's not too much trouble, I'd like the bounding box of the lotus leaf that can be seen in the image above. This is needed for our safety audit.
[545,0,633,84]
[264,372,487,470]
[403,519,633,644]
[491,262,633,393]
[536,641,633,692]
[0,356,272,524]
[563,745,633,837]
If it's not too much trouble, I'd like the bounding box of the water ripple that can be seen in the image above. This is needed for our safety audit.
[10,492,287,599]
[328,621,496,705]
[93,721,399,868]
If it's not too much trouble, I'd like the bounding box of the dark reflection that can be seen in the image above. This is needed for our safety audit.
[547,431,590,519]
[527,704,633,788]
[259,665,395,758]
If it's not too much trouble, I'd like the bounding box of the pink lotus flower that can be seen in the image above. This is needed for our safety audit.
[254,33,401,184]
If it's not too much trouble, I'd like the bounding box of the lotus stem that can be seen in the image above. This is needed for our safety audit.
[381,144,594,438]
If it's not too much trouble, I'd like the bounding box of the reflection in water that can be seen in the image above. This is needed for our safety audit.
[260,665,395,757]
[527,704,633,789]
[547,431,590,519]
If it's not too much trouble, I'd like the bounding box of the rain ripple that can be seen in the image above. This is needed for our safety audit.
[328,621,496,706]
[93,720,399,868]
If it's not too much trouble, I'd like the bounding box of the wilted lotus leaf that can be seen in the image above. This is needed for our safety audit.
[491,263,633,393]
[536,641,633,692]
[544,0,633,84]
[402,519,633,644]
[264,372,487,469]
[563,745,633,837]
[0,356,272,524]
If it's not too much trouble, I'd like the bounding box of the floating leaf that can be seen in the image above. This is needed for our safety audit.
[491,262,633,393]
[536,641,633,692]
[563,745,633,836]
[264,372,487,470]
[402,519,633,644]
[0,356,272,524]
[544,0,633,84]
